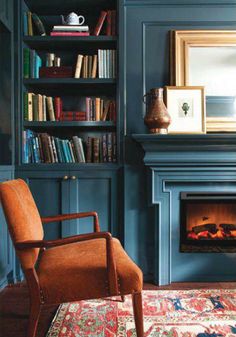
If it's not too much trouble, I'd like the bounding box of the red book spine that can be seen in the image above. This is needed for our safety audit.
[50,32,90,36]
[106,10,112,36]
[93,11,107,36]
[54,97,61,121]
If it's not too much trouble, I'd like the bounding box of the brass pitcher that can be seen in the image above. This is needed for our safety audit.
[143,88,171,134]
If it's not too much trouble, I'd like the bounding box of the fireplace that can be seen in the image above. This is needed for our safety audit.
[180,192,236,252]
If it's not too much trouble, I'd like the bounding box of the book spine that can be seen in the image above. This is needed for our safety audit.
[54,97,61,121]
[32,13,46,36]
[95,97,101,121]
[23,48,30,78]
[51,137,59,163]
[112,132,117,162]
[78,138,86,162]
[35,55,42,79]
[102,134,107,162]
[53,25,89,31]
[91,55,97,78]
[27,12,33,36]
[28,93,33,121]
[74,54,83,78]
[38,94,43,121]
[107,133,112,162]
[23,12,28,36]
[86,137,92,163]
[46,97,56,121]
[93,11,107,36]
[32,94,39,121]
[93,137,100,163]
[24,92,28,120]
[111,10,116,36]
[106,10,112,36]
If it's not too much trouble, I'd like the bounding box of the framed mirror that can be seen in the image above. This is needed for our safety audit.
[170,30,236,132]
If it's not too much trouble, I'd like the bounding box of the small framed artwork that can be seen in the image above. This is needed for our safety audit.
[165,86,206,134]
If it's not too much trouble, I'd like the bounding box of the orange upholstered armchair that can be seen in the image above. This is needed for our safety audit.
[0,179,144,337]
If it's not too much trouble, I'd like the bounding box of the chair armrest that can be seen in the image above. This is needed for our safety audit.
[15,231,118,295]
[41,211,100,232]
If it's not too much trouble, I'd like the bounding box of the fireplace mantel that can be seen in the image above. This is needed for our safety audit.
[132,134,236,166]
[133,133,236,285]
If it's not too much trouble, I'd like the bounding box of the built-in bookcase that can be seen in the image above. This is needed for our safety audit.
[19,0,119,166]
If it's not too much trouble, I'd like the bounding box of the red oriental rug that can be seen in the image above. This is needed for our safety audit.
[46,289,236,337]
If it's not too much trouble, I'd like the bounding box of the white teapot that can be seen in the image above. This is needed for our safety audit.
[61,12,85,26]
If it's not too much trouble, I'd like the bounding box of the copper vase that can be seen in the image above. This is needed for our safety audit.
[143,88,171,134]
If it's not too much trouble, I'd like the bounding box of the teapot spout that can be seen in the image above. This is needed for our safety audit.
[61,15,66,25]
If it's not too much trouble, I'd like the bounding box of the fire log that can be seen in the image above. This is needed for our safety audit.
[219,224,236,232]
[192,223,217,234]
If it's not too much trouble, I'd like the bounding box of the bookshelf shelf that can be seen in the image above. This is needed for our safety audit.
[23,36,117,49]
[23,121,116,129]
[19,163,120,170]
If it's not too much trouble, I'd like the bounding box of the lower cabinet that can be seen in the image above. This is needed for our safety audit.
[0,167,14,288]
[16,169,119,240]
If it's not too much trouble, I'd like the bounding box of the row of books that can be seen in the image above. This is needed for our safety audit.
[23,131,117,164]
[94,10,116,36]
[24,93,62,121]
[23,49,42,79]
[23,49,116,79]
[74,50,116,79]
[24,93,116,122]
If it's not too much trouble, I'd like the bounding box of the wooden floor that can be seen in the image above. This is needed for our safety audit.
[0,282,235,337]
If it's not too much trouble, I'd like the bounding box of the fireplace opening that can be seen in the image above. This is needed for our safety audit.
[180,192,236,252]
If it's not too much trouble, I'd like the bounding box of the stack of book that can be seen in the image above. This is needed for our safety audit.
[23,131,86,164]
[23,49,42,78]
[93,10,116,36]
[50,25,90,36]
[24,94,62,121]
[85,97,116,121]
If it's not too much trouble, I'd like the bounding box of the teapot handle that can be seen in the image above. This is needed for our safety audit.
[61,15,66,25]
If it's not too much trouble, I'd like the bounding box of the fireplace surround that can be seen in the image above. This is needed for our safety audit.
[133,134,236,285]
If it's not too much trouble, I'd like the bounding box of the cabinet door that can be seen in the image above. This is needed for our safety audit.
[17,171,70,240]
[0,168,14,288]
[0,0,12,30]
[66,170,118,237]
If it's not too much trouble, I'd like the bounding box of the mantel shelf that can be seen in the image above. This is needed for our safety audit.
[132,133,236,166]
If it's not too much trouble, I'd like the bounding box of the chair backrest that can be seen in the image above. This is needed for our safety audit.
[0,179,44,270]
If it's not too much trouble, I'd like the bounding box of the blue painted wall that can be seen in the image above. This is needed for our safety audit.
[122,0,236,280]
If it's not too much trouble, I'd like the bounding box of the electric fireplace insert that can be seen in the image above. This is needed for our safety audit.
[180,192,236,252]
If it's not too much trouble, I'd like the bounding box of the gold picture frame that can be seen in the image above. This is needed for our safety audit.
[165,86,206,134]
[170,30,236,132]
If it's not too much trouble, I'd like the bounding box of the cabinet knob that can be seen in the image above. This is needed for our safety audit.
[71,176,77,180]
[63,175,69,180]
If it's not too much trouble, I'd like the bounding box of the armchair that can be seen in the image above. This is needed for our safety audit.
[0,179,144,337]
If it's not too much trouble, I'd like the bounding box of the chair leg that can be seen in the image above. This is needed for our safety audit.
[27,301,41,337]
[132,292,144,337]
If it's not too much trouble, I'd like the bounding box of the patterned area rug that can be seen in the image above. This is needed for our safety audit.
[46,289,236,337]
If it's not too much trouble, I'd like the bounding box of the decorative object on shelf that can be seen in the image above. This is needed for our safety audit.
[165,86,206,134]
[170,30,236,132]
[143,87,171,134]
[61,12,85,26]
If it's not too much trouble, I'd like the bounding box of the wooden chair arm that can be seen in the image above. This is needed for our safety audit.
[15,231,118,295]
[41,211,100,232]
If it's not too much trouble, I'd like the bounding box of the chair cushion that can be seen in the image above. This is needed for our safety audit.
[37,238,143,304]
